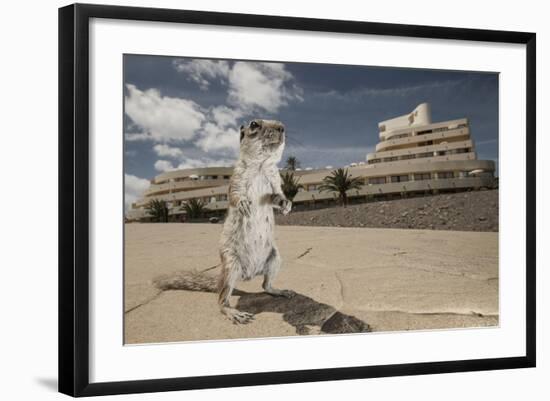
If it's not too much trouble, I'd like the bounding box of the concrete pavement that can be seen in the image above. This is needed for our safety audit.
[124,223,498,344]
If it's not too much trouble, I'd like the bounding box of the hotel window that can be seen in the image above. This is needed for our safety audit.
[223,175,230,179]
[437,171,454,179]
[414,173,431,181]
[391,175,409,183]
[417,152,433,158]
[383,156,398,162]
[369,177,386,185]
[418,140,433,147]
[368,159,381,164]
[211,175,218,179]
[388,133,410,140]
[417,129,433,135]
[400,154,415,160]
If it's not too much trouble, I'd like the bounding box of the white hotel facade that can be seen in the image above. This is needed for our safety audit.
[127,103,496,221]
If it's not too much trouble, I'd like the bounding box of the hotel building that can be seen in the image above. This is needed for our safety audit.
[126,103,496,221]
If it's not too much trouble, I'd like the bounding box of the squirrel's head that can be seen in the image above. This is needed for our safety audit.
[239,119,285,163]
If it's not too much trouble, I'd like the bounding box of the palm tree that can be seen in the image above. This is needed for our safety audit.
[280,171,303,201]
[318,168,363,207]
[285,156,300,171]
[146,199,169,222]
[182,198,206,219]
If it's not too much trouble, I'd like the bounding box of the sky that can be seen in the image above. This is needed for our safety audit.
[123,54,499,209]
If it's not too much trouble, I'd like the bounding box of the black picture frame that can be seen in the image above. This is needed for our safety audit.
[58,3,536,397]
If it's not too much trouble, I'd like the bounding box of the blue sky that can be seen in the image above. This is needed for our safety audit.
[123,54,498,208]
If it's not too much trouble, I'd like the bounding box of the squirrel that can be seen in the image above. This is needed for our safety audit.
[153,119,294,324]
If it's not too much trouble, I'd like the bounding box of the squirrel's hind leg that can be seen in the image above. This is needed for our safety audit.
[218,252,254,324]
[262,247,295,298]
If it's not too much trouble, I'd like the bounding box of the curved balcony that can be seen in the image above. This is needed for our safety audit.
[135,184,230,208]
[153,167,234,185]
[368,139,474,162]
[379,117,467,141]
[292,176,495,204]
[273,159,494,187]
[376,127,470,152]
[145,178,231,197]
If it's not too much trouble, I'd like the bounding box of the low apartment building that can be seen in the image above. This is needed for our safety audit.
[126,103,495,221]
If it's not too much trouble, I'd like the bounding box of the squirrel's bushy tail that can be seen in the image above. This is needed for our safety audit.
[153,270,219,293]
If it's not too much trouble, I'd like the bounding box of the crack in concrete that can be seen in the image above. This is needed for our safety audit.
[334,272,345,306]
[406,265,497,282]
[296,247,313,259]
[367,309,498,318]
[125,289,163,314]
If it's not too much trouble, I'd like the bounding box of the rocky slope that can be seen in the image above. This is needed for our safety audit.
[276,189,498,232]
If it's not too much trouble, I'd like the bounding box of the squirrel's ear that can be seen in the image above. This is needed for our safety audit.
[240,125,245,142]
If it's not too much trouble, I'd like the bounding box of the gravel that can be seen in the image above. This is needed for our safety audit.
[276,189,498,232]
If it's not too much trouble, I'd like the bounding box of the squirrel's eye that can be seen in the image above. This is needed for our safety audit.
[249,121,259,129]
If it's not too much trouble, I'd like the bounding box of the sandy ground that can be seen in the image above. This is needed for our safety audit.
[124,223,498,344]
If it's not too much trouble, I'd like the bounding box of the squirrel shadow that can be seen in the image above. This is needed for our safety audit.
[152,270,370,335]
[235,290,371,335]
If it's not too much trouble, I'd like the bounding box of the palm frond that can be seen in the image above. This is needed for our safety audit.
[145,199,169,222]
[284,156,300,171]
[318,168,364,206]
[280,171,303,201]
[182,198,206,218]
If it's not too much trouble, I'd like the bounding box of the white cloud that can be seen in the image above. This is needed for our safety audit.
[154,160,176,172]
[210,105,242,128]
[124,174,150,210]
[196,122,240,154]
[173,59,230,90]
[318,80,462,102]
[154,157,235,172]
[177,157,235,170]
[125,131,152,142]
[227,62,303,113]
[153,144,184,158]
[172,59,303,114]
[128,60,304,177]
[125,84,205,141]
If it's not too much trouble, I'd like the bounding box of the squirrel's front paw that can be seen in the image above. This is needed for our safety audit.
[274,196,292,215]
[237,198,252,217]
[281,199,292,215]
